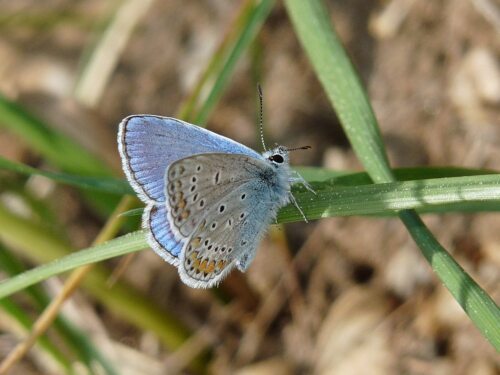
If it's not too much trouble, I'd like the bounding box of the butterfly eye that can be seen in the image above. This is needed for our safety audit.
[270,154,284,164]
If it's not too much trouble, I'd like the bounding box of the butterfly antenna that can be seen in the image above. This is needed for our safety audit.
[286,145,311,152]
[257,83,267,151]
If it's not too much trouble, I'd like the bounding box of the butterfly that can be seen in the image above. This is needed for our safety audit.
[118,115,311,288]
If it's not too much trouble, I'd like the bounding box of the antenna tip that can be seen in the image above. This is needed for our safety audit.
[286,145,312,152]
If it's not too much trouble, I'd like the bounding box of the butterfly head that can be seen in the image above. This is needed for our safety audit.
[263,146,289,168]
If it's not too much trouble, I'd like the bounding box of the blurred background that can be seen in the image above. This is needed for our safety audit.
[0,0,499,374]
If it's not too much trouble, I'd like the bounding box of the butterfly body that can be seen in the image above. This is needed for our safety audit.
[118,115,298,288]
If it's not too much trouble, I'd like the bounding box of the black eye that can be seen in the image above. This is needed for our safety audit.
[270,154,284,163]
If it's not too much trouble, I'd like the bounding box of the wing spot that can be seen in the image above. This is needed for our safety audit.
[221,247,226,253]
[215,171,220,184]
[196,165,202,172]
[168,183,175,194]
[191,176,197,183]
[200,259,208,271]
[228,248,233,253]
[240,212,246,219]
[219,204,226,213]
[190,237,201,249]
[241,240,247,246]
[190,185,196,192]
[199,199,205,208]
[207,261,215,273]
[241,193,246,200]
[192,193,198,202]
[204,239,209,246]
[211,222,217,230]
[177,197,186,209]
[208,244,213,250]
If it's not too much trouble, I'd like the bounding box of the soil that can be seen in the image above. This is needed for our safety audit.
[0,1,498,374]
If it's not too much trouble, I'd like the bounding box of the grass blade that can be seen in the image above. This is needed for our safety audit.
[193,0,275,126]
[0,231,145,299]
[284,0,500,349]
[0,156,131,195]
[3,173,500,298]
[0,95,111,177]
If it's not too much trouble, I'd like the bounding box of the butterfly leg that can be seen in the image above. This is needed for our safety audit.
[289,192,309,223]
[290,170,316,194]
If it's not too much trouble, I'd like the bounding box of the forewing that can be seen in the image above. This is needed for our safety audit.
[118,115,260,203]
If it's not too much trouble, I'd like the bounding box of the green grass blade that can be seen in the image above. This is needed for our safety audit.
[0,231,145,299]
[193,0,275,126]
[4,173,500,298]
[178,0,258,122]
[0,95,111,177]
[399,212,500,349]
[284,0,500,349]
[0,246,119,374]
[296,166,498,185]
[0,203,191,352]
[0,94,122,214]
[279,174,500,222]
[0,156,131,195]
[284,0,393,183]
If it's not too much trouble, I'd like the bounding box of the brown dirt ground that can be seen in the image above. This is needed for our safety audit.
[0,1,499,374]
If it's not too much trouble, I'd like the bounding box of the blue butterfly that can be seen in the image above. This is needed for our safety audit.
[118,115,310,288]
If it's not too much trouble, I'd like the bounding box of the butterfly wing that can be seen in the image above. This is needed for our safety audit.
[143,204,182,266]
[118,115,261,203]
[166,153,289,288]
[178,181,279,288]
[166,153,268,238]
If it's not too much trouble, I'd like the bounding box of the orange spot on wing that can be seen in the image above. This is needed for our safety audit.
[199,259,208,271]
[206,261,215,273]
[191,237,201,248]
[178,198,186,209]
